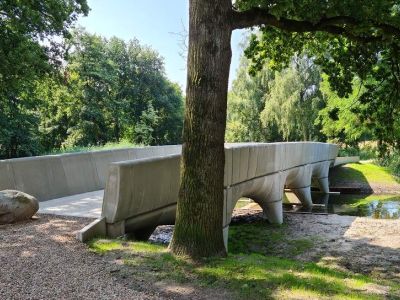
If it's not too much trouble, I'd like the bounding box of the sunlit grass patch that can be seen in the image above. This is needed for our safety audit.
[187,253,384,299]
[88,239,125,254]
[88,236,399,299]
[330,162,399,186]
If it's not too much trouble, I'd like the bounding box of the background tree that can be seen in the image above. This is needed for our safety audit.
[260,55,324,141]
[357,47,400,157]
[0,0,89,157]
[227,54,324,143]
[317,76,370,148]
[0,24,184,158]
[226,56,277,142]
[170,0,400,258]
[65,30,184,148]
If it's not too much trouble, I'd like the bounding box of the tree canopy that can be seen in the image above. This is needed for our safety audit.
[170,0,400,258]
[0,0,89,157]
[0,2,184,158]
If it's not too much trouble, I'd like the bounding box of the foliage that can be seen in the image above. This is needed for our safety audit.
[238,1,400,157]
[260,55,325,141]
[62,30,184,149]
[316,75,371,147]
[226,56,275,142]
[227,54,325,142]
[377,149,400,177]
[337,146,376,160]
[357,48,400,157]
[0,0,89,158]
[0,25,184,158]
[44,141,138,155]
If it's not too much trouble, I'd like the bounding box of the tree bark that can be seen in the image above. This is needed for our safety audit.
[170,0,232,258]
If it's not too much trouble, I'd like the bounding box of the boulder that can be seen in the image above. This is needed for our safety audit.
[0,190,39,224]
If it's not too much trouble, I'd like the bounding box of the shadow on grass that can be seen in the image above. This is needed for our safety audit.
[329,163,374,193]
[329,162,400,194]
[89,229,400,300]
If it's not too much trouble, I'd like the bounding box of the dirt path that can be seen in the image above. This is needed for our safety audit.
[0,215,159,300]
[0,215,232,300]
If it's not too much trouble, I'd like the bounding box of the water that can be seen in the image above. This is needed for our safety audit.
[283,193,400,219]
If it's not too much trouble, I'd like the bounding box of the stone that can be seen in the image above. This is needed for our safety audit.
[0,190,39,224]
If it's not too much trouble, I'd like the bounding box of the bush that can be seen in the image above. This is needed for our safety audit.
[377,150,400,177]
[338,145,376,160]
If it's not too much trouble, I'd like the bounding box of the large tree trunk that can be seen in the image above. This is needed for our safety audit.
[170,0,232,258]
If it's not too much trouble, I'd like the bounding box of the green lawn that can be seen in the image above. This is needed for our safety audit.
[88,223,400,300]
[329,162,400,187]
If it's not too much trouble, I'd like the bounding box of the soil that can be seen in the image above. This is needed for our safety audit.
[1,210,399,299]
[233,207,400,282]
[0,214,231,300]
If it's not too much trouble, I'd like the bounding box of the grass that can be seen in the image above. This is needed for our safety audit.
[228,221,315,257]
[330,161,400,186]
[88,223,400,300]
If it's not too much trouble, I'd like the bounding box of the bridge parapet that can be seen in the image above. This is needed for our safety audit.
[78,142,338,248]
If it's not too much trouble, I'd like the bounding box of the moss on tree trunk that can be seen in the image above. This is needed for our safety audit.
[170,0,232,258]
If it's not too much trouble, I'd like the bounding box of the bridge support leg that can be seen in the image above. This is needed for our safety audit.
[292,187,313,208]
[223,226,229,251]
[316,177,330,194]
[261,199,283,224]
[106,220,125,238]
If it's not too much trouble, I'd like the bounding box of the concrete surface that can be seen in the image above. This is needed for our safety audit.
[0,145,182,201]
[78,142,339,249]
[38,190,103,218]
[0,143,339,249]
[334,156,360,167]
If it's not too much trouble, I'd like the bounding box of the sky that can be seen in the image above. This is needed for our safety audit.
[77,0,247,91]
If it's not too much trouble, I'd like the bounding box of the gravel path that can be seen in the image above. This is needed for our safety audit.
[1,211,399,299]
[0,215,158,300]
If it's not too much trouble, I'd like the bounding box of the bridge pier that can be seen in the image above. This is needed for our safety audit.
[291,186,313,208]
[316,177,330,193]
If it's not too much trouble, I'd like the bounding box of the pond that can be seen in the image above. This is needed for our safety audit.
[283,193,400,219]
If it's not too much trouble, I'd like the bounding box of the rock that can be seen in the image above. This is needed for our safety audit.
[0,190,39,224]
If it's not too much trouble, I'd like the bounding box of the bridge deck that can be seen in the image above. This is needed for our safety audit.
[38,190,103,218]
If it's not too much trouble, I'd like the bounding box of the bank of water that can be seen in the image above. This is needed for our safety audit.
[283,193,400,219]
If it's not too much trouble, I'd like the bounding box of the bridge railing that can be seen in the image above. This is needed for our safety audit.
[0,145,181,201]
[78,142,338,248]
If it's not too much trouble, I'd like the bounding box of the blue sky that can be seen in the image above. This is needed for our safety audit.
[77,0,247,91]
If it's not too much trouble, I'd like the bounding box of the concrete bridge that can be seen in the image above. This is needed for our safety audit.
[78,142,338,248]
[0,142,339,249]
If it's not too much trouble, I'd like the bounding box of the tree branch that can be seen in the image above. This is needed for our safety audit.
[231,7,400,43]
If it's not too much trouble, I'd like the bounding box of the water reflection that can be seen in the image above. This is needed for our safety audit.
[283,192,400,219]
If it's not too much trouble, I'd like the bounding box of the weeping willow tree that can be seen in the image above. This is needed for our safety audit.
[260,56,324,141]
